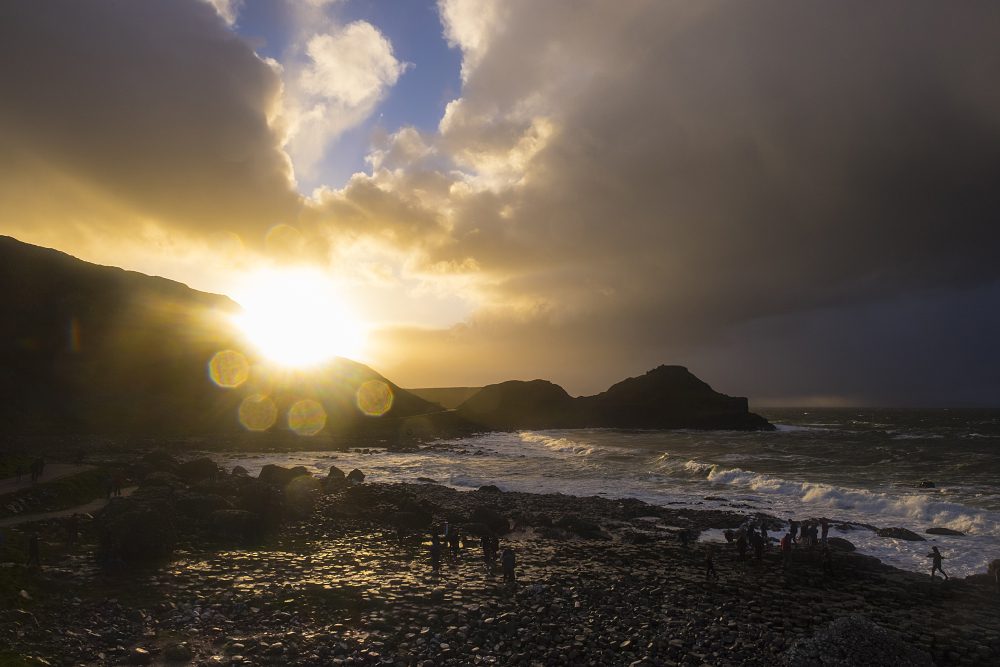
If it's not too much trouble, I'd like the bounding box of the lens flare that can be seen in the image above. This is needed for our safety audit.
[238,393,277,431]
[356,379,394,417]
[208,350,250,388]
[288,398,327,436]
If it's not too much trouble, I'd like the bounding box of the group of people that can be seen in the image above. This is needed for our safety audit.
[16,457,46,483]
[708,517,836,578]
[430,523,517,585]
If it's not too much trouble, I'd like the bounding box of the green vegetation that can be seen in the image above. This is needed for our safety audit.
[0,453,33,480]
[0,468,109,519]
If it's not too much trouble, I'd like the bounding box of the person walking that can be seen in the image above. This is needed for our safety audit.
[430,534,443,574]
[927,546,948,581]
[780,532,792,570]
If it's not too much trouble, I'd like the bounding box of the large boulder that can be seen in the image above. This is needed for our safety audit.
[926,526,964,536]
[285,475,322,517]
[784,615,933,666]
[98,498,177,563]
[827,537,856,552]
[141,449,180,473]
[258,464,311,487]
[323,466,347,492]
[347,469,366,485]
[177,457,221,482]
[876,527,925,541]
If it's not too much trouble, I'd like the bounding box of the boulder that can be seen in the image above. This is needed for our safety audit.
[784,615,933,666]
[209,509,261,543]
[470,506,510,535]
[142,449,180,472]
[876,527,925,541]
[925,527,964,536]
[917,479,935,488]
[231,465,249,477]
[323,466,347,492]
[98,498,177,563]
[177,457,220,482]
[827,537,856,552]
[477,485,502,493]
[285,475,322,517]
[347,468,366,485]
[258,464,310,487]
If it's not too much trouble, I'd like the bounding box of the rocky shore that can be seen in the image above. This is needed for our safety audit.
[2,458,999,666]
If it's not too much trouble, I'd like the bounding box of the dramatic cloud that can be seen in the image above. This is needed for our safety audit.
[283,18,407,178]
[0,0,300,254]
[327,1,1000,401]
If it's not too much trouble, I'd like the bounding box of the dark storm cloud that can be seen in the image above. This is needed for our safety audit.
[363,1,1000,399]
[0,0,300,244]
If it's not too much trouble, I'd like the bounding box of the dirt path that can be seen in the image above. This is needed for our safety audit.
[0,487,137,528]
[0,464,96,496]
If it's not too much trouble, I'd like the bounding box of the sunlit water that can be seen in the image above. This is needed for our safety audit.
[209,409,1000,578]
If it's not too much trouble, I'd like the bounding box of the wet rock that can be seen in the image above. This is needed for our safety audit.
[416,477,439,484]
[784,615,933,666]
[347,468,366,485]
[477,485,502,494]
[917,479,935,488]
[286,475,322,517]
[925,527,964,536]
[876,527,925,541]
[826,537,856,552]
[178,457,221,482]
[231,465,249,477]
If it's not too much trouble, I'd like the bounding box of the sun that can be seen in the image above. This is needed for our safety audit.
[229,267,366,367]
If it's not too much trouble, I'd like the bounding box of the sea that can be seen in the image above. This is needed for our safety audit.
[210,408,1000,578]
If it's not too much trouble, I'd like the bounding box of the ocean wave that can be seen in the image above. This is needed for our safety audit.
[701,465,1000,536]
[518,432,601,457]
[773,424,832,433]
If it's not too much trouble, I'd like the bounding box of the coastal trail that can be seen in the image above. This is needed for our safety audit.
[0,487,136,528]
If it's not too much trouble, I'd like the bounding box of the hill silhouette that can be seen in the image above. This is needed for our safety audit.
[457,366,773,430]
[0,236,439,437]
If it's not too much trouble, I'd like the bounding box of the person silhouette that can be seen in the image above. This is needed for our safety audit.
[927,546,948,581]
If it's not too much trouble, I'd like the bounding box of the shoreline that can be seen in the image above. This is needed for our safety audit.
[3,465,1000,665]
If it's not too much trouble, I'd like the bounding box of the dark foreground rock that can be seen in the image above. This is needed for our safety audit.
[3,481,1000,666]
[927,527,965,536]
[785,615,934,666]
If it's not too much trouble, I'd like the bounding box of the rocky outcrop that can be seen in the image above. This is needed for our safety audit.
[456,365,772,431]
[785,615,933,666]
[257,464,310,488]
[877,527,926,541]
[926,526,964,536]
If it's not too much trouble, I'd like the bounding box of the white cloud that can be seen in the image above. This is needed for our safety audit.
[283,21,407,178]
[204,0,241,26]
[437,0,503,80]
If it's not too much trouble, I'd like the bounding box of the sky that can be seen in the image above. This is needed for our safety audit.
[1,0,999,406]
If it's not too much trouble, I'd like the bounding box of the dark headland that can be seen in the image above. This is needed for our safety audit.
[0,236,771,440]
